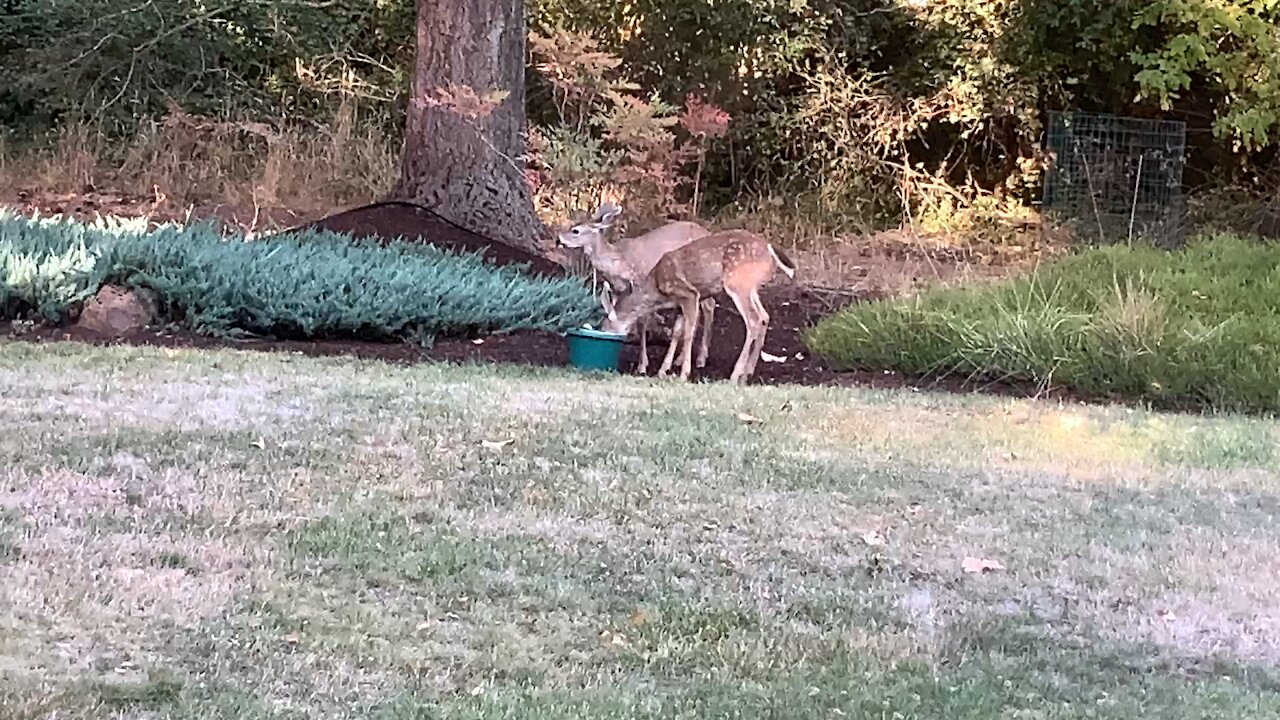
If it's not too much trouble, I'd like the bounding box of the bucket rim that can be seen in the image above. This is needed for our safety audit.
[566,326,627,341]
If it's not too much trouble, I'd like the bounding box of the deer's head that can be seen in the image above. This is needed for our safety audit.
[557,202,622,252]
[599,282,664,336]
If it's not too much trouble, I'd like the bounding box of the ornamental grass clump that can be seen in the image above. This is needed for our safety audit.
[807,234,1280,413]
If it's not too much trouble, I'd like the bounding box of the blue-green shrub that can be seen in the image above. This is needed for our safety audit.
[0,210,598,342]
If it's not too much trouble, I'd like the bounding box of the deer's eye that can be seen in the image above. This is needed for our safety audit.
[571,228,581,235]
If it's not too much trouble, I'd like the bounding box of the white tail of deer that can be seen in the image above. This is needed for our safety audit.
[556,203,716,373]
[601,229,797,384]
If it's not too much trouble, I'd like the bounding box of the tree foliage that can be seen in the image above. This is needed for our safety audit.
[1132,0,1280,151]
[0,0,413,133]
[4,0,1280,221]
[531,0,1280,217]
[525,29,731,225]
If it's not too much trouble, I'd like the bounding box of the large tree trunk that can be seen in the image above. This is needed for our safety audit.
[392,0,546,255]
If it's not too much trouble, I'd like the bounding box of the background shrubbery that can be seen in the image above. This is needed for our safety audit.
[0,211,598,341]
[807,234,1280,413]
[4,0,1280,233]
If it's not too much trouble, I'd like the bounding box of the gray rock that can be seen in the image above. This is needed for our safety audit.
[76,285,159,336]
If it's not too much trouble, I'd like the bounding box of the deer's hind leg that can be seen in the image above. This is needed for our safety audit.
[677,295,702,381]
[656,313,684,378]
[725,286,764,385]
[741,288,771,379]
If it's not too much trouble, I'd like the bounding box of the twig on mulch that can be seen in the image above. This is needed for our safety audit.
[795,283,869,313]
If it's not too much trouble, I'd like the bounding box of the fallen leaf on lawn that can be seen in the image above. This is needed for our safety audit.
[480,439,515,451]
[962,556,1005,574]
[861,530,886,546]
[737,412,763,425]
[629,609,649,626]
[471,338,485,345]
[251,438,266,449]
[760,351,787,363]
[283,632,300,644]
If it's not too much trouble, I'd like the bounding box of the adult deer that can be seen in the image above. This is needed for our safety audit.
[556,203,716,373]
[600,229,796,384]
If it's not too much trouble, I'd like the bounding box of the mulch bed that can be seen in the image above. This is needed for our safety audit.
[6,201,1068,400]
[288,200,568,278]
[9,311,1054,399]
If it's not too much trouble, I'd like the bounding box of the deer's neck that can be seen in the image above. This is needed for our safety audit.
[584,239,641,288]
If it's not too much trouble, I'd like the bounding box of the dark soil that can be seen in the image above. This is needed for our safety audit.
[7,281,1064,400]
[6,283,842,383]
[5,200,1072,401]
[287,201,567,278]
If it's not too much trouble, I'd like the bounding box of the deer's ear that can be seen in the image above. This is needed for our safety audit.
[592,202,622,228]
[599,286,617,320]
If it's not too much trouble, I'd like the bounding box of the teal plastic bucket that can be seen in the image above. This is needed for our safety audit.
[565,327,627,372]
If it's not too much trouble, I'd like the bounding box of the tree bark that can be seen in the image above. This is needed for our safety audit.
[392,0,546,255]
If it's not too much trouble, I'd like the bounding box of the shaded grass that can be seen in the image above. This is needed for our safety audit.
[93,669,185,709]
[2,339,1280,718]
[0,509,22,563]
[807,234,1280,413]
[368,645,1275,720]
[1154,420,1278,469]
[287,512,515,582]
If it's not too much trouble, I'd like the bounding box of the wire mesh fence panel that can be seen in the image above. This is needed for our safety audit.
[1042,110,1187,247]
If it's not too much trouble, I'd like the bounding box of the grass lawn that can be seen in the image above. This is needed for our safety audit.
[1,339,1279,719]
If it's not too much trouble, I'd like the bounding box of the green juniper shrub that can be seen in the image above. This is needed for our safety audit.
[0,210,599,342]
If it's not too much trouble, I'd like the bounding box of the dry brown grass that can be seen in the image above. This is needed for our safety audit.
[0,102,399,234]
[713,200,1047,293]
